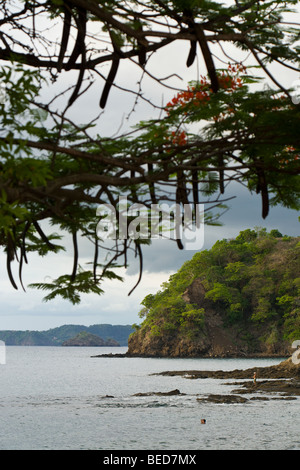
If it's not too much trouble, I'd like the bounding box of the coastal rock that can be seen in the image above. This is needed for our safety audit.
[197,394,248,404]
[155,357,300,380]
[91,352,127,358]
[127,320,291,358]
[231,378,300,396]
[132,389,184,397]
[155,356,300,402]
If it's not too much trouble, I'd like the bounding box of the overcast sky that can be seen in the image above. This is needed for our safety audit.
[0,12,299,331]
[0,182,298,331]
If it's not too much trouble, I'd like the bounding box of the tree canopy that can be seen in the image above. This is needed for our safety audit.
[0,0,299,302]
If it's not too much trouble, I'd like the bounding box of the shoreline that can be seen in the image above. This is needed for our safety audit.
[155,356,300,402]
[91,354,300,403]
[91,352,290,359]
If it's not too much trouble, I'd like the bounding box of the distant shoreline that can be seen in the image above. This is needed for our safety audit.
[91,352,288,359]
[0,324,133,346]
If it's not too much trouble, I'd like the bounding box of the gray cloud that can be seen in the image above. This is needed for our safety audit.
[125,181,299,276]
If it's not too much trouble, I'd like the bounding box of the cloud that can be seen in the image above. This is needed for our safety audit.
[123,181,299,276]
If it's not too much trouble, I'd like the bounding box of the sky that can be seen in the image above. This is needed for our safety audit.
[0,7,299,331]
[0,187,298,331]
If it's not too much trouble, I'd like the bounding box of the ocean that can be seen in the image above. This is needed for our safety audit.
[0,346,299,450]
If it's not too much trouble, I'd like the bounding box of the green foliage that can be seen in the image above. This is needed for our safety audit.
[0,1,299,305]
[180,305,205,330]
[205,282,233,304]
[28,267,118,304]
[0,191,28,238]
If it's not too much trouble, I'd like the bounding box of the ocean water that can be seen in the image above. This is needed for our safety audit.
[0,346,299,450]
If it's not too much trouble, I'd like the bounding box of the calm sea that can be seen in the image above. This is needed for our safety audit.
[0,346,299,450]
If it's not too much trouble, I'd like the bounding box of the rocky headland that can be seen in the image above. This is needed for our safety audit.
[127,231,300,358]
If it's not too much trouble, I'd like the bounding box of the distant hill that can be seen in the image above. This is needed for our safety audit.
[0,324,133,346]
[62,331,120,347]
[128,229,300,358]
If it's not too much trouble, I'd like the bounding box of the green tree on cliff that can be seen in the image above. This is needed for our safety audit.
[135,230,300,345]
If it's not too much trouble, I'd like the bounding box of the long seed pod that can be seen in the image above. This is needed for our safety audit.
[128,242,143,296]
[71,230,78,282]
[218,155,224,194]
[57,6,72,72]
[100,27,123,109]
[21,221,31,265]
[123,239,128,269]
[138,43,147,66]
[175,170,187,250]
[66,6,87,105]
[19,221,31,292]
[191,168,199,208]
[100,58,120,109]
[191,168,202,229]
[7,254,18,290]
[33,221,56,250]
[148,163,157,204]
[183,8,219,92]
[195,24,219,93]
[6,235,18,290]
[68,53,85,106]
[255,167,269,219]
[93,238,98,283]
[65,7,86,71]
[186,40,197,67]
[259,173,269,219]
[135,20,147,66]
[18,245,26,292]
[176,169,189,205]
[176,239,184,250]
[261,185,269,219]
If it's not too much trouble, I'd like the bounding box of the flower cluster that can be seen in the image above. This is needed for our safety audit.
[166,64,246,112]
[164,64,247,142]
[165,77,211,113]
[164,129,187,151]
[280,145,299,166]
[170,130,187,146]
[222,63,246,89]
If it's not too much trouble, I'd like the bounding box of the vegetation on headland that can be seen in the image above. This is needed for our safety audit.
[129,229,300,357]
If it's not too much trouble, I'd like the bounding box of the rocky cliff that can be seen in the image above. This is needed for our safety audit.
[128,230,300,358]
